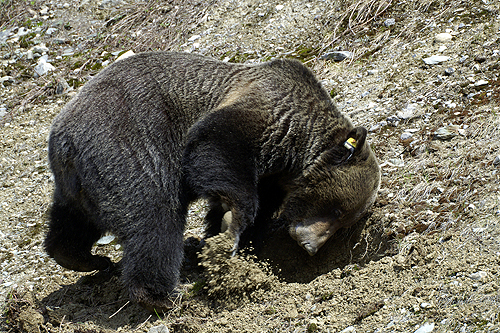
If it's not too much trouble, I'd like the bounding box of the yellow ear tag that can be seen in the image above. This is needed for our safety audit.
[344,137,357,159]
[347,137,357,148]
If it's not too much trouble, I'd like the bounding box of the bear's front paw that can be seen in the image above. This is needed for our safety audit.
[130,287,182,314]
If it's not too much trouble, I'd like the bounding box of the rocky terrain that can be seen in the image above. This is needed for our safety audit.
[1,0,500,332]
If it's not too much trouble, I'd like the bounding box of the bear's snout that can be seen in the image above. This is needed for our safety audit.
[289,219,341,256]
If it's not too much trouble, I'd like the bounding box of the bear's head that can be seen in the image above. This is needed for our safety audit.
[284,127,380,256]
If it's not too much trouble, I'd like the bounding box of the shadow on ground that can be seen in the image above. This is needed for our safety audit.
[259,211,393,283]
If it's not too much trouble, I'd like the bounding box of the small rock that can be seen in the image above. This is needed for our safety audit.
[320,51,352,61]
[55,78,72,94]
[493,156,500,166]
[474,55,487,63]
[116,50,135,62]
[438,45,447,53]
[397,103,418,119]
[46,27,58,35]
[96,235,116,245]
[0,76,14,86]
[276,4,284,10]
[469,271,488,281]
[423,55,450,65]
[420,302,432,309]
[34,56,55,76]
[388,158,404,167]
[415,323,435,333]
[474,80,488,87]
[367,69,379,75]
[401,132,413,140]
[434,126,456,140]
[340,326,356,333]
[52,38,68,45]
[435,33,453,43]
[384,18,395,27]
[188,34,201,42]
[444,67,455,76]
[386,115,399,127]
[148,325,169,333]
[33,44,49,54]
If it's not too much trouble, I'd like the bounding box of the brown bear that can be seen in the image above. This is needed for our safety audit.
[45,52,380,311]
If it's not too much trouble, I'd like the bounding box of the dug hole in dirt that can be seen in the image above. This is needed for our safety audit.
[2,0,500,331]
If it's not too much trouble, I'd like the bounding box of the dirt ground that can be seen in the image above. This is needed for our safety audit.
[1,0,500,332]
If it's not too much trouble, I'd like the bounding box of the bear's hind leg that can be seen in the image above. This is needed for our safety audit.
[45,202,113,272]
[204,198,227,237]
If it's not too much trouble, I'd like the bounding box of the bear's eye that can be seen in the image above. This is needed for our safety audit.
[332,208,342,218]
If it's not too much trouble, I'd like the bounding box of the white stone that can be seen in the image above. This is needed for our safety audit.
[340,326,356,333]
[34,57,55,76]
[474,80,488,87]
[469,271,488,281]
[276,4,284,10]
[148,325,169,333]
[96,235,116,245]
[115,50,135,62]
[46,27,58,35]
[420,302,432,309]
[435,33,453,43]
[415,323,435,333]
[423,55,450,65]
[188,34,201,42]
[401,132,413,140]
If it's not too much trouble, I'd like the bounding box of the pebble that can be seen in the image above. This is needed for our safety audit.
[423,55,450,65]
[46,27,58,35]
[388,158,404,167]
[188,34,201,42]
[474,55,487,63]
[0,76,14,86]
[433,126,456,140]
[148,325,169,333]
[401,132,413,140]
[340,326,356,333]
[96,235,116,245]
[493,155,500,166]
[320,50,352,61]
[386,115,399,127]
[34,56,55,76]
[55,78,72,94]
[444,67,455,76]
[415,323,435,333]
[420,302,432,309]
[474,80,488,87]
[384,18,395,27]
[116,50,135,62]
[397,103,417,119]
[469,271,488,281]
[276,4,284,10]
[33,44,49,54]
[435,33,453,43]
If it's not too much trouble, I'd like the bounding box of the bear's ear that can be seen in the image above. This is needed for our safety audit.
[321,126,368,166]
[343,126,367,158]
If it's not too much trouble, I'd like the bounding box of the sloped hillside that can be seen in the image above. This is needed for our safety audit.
[1,0,499,332]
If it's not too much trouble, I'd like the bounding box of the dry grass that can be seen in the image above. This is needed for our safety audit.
[0,0,31,30]
[88,0,217,53]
